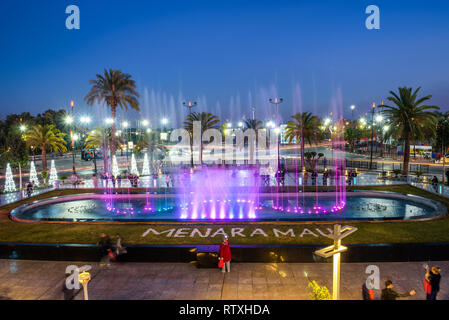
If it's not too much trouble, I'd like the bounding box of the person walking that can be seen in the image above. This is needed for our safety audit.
[424,265,441,300]
[113,234,127,260]
[432,176,439,192]
[97,233,113,267]
[362,278,375,300]
[219,235,231,273]
[381,280,416,300]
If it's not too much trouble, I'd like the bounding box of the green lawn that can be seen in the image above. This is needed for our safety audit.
[1,185,449,245]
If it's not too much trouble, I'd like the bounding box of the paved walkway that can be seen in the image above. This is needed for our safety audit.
[0,260,447,300]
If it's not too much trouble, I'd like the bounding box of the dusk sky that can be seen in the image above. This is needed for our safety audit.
[1,0,449,127]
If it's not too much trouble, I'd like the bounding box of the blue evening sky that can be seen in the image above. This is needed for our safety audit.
[0,0,448,127]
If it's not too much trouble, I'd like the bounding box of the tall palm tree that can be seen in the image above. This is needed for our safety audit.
[285,112,320,170]
[184,112,220,165]
[23,124,67,171]
[84,127,123,173]
[84,69,140,155]
[382,87,439,175]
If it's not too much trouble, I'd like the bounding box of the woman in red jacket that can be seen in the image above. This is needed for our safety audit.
[219,235,231,273]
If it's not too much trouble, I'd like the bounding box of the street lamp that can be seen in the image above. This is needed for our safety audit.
[350,105,356,120]
[269,97,284,181]
[369,103,376,170]
[266,121,275,128]
[314,224,358,300]
[183,101,197,113]
[183,101,197,167]
[78,271,91,300]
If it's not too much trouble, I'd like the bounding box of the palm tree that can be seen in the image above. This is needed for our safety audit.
[184,112,220,165]
[285,112,320,170]
[84,127,124,173]
[244,119,264,131]
[382,87,439,175]
[134,131,167,164]
[23,124,67,171]
[84,69,140,155]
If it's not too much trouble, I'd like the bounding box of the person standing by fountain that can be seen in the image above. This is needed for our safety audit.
[219,235,231,273]
[92,174,98,188]
[97,233,113,267]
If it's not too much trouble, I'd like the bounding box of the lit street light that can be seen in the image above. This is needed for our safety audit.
[350,105,356,120]
[183,101,197,167]
[314,224,358,300]
[80,116,91,124]
[269,97,284,187]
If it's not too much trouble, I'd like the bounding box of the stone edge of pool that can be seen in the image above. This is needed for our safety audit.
[8,191,448,224]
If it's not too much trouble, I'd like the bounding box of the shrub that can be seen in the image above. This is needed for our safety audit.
[308,280,332,300]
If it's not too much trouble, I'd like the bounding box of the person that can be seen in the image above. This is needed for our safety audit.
[71,172,79,187]
[116,175,121,188]
[92,174,98,188]
[219,235,231,273]
[424,265,441,300]
[111,175,116,188]
[322,170,328,186]
[431,176,439,192]
[165,174,171,188]
[362,278,375,300]
[380,280,416,300]
[97,233,113,266]
[113,234,127,260]
[446,170,449,186]
[303,171,309,186]
[26,182,33,197]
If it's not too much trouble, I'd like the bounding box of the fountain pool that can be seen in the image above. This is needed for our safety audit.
[10,191,446,222]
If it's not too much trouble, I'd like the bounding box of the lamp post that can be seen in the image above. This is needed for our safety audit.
[269,97,284,183]
[78,271,91,300]
[183,101,197,167]
[350,105,355,120]
[314,224,358,300]
[369,103,376,170]
[122,121,129,171]
[441,117,449,184]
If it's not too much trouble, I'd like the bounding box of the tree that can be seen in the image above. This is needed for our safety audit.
[84,69,140,155]
[433,112,449,156]
[23,124,67,171]
[285,112,320,170]
[134,131,167,166]
[344,124,363,153]
[382,87,439,175]
[84,127,123,173]
[244,119,264,131]
[184,112,220,165]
